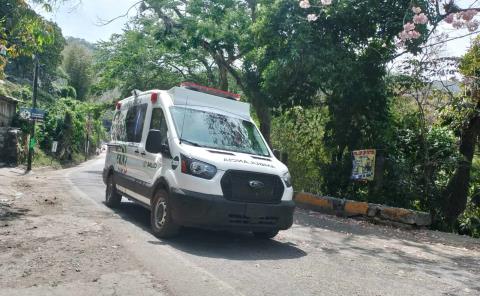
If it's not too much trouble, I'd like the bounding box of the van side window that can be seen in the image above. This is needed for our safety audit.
[150,108,168,144]
[111,110,127,142]
[125,104,148,143]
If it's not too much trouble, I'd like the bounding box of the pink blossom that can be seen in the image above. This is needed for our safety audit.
[412,6,422,14]
[408,30,421,39]
[452,21,464,29]
[413,13,428,25]
[398,31,409,41]
[444,13,454,24]
[299,0,310,9]
[403,22,415,32]
[321,0,332,5]
[466,20,479,32]
[307,14,318,22]
[461,10,477,22]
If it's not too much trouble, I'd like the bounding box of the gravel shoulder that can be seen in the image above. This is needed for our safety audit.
[0,159,479,296]
[0,165,168,296]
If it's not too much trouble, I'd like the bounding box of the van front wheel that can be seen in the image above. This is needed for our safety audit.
[105,175,122,208]
[151,189,179,238]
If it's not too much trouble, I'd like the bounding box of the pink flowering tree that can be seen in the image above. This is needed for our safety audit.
[299,1,480,52]
[294,1,480,224]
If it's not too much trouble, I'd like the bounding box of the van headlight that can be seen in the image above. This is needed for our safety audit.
[282,172,292,187]
[181,154,217,179]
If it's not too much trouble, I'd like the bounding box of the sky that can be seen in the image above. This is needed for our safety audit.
[34,0,478,56]
[34,0,139,43]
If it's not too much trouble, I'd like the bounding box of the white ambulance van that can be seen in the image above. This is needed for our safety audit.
[103,83,295,238]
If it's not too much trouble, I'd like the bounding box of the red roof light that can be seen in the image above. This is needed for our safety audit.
[151,92,158,104]
[116,102,122,110]
[180,82,241,101]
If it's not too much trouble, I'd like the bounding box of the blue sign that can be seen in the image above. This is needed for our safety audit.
[19,108,46,121]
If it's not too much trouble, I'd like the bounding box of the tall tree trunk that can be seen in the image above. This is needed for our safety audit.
[442,103,480,225]
[251,95,271,145]
[215,58,229,91]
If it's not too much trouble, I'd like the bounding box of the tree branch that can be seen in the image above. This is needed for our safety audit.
[95,1,142,26]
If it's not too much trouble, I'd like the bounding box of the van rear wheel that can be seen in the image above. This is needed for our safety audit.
[253,230,279,239]
[151,189,179,238]
[105,174,122,208]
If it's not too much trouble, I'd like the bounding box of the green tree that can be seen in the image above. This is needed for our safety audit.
[0,0,60,78]
[62,43,93,100]
[93,19,203,98]
[441,37,480,226]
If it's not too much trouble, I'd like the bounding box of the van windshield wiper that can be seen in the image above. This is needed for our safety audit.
[180,139,203,147]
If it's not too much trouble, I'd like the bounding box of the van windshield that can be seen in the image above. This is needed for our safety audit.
[170,107,270,157]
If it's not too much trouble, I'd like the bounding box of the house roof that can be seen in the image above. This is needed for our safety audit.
[0,95,21,103]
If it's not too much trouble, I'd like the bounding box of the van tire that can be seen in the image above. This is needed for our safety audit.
[105,174,122,208]
[253,230,279,239]
[151,189,179,238]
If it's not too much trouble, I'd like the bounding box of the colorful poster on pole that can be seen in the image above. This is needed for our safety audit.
[351,149,376,181]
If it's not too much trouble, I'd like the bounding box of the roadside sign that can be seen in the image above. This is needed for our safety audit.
[51,141,58,153]
[19,107,46,121]
[351,149,376,181]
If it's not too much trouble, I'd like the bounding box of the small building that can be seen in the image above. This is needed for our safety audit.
[0,95,20,165]
[0,94,20,127]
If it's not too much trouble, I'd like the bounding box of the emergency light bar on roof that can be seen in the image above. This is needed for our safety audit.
[180,82,241,101]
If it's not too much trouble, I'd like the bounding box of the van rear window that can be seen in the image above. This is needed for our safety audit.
[125,104,147,143]
[111,103,147,143]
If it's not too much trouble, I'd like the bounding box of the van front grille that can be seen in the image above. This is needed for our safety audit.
[220,170,284,204]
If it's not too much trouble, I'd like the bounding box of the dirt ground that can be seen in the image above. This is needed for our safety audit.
[0,161,479,296]
[0,166,168,295]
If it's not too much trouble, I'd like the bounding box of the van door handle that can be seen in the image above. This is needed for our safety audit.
[140,151,146,156]
[134,150,139,154]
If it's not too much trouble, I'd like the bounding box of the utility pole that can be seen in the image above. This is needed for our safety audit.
[85,114,91,161]
[26,55,39,172]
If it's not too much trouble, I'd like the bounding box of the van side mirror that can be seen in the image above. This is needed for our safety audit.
[273,149,281,159]
[160,143,171,158]
[146,129,171,158]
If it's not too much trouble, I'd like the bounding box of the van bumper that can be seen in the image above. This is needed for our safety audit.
[169,188,295,231]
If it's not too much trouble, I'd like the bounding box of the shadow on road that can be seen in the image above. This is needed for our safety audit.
[110,201,307,261]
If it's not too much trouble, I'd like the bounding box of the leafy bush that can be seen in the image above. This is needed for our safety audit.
[271,106,329,194]
[272,105,460,216]
[14,97,109,165]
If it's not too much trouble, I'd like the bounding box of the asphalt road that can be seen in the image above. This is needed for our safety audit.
[68,157,480,296]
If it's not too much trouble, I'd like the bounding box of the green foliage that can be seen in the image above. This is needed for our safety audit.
[6,21,65,90]
[271,107,329,193]
[1,0,62,78]
[458,157,480,238]
[62,43,93,100]
[14,97,109,163]
[93,25,188,97]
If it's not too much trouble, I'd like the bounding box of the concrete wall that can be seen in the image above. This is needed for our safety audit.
[0,95,18,127]
[0,127,20,165]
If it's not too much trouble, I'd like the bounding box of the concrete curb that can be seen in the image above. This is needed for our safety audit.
[294,192,432,227]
